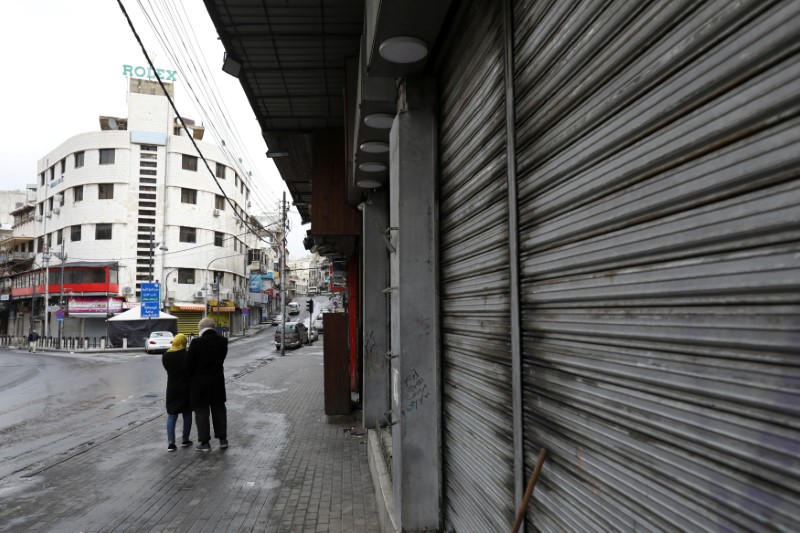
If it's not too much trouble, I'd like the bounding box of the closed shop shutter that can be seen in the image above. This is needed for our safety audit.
[513,0,800,530]
[173,311,203,336]
[437,0,515,529]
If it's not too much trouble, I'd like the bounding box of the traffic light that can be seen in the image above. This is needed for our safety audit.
[306,299,314,314]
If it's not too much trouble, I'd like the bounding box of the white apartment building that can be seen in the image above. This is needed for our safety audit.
[12,77,259,337]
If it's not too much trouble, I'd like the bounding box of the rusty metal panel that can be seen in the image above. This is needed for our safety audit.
[513,0,800,530]
[437,0,516,530]
[323,312,350,415]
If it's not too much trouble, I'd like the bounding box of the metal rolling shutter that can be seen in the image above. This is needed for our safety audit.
[437,0,516,529]
[173,311,202,335]
[513,0,800,530]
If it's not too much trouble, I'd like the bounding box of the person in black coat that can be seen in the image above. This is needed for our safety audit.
[185,317,228,451]
[162,333,193,452]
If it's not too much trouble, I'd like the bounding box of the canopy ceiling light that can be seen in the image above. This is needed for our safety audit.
[356,179,383,189]
[359,162,387,172]
[379,36,429,64]
[221,52,243,78]
[266,151,289,158]
[364,113,395,129]
[360,141,389,154]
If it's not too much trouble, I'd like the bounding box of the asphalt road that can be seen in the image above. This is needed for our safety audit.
[0,329,276,482]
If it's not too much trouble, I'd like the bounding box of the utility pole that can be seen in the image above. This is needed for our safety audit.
[58,240,66,346]
[280,192,287,358]
[43,248,52,340]
[149,226,155,282]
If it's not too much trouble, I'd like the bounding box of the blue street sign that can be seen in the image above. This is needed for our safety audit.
[141,300,160,318]
[140,283,160,302]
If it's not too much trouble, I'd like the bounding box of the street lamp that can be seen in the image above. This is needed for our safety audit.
[162,268,178,312]
[204,253,243,318]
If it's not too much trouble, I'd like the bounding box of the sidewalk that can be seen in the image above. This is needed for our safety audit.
[0,335,382,532]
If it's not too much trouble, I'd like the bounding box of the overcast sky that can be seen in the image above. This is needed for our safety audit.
[0,0,309,257]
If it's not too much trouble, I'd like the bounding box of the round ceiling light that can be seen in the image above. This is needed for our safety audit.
[357,179,383,189]
[360,141,389,154]
[379,36,429,64]
[364,113,395,129]
[359,162,387,172]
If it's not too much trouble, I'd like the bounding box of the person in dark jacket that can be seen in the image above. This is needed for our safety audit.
[162,333,193,452]
[185,317,228,451]
[27,329,40,353]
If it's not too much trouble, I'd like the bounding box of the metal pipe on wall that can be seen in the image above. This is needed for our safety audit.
[502,0,525,525]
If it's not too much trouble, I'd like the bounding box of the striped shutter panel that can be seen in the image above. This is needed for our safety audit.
[437,0,516,529]
[513,0,800,530]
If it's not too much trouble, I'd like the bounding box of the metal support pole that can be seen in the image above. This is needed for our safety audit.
[149,226,154,282]
[59,241,66,345]
[43,250,51,340]
[281,192,287,358]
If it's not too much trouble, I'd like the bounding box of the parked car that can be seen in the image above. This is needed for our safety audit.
[271,314,284,326]
[275,321,309,349]
[303,318,319,342]
[145,331,174,354]
[287,302,300,315]
[313,315,324,332]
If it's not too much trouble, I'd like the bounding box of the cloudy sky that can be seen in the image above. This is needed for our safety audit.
[0,0,308,256]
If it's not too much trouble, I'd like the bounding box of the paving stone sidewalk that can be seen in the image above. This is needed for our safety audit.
[0,345,380,532]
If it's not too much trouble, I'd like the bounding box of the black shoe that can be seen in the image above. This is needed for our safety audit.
[167,443,177,452]
[180,440,193,448]
[219,439,228,449]
[196,442,211,452]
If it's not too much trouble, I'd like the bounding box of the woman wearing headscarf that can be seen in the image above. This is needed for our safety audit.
[162,333,193,452]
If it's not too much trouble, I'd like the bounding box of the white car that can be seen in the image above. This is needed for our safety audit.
[145,331,174,354]
[313,315,323,332]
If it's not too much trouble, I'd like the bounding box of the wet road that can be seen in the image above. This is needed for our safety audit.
[0,330,276,481]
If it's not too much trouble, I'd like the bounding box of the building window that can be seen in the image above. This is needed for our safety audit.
[178,268,195,284]
[48,197,54,211]
[99,149,115,165]
[46,233,52,248]
[60,159,66,174]
[140,153,157,160]
[234,239,238,252]
[50,167,55,181]
[215,163,225,178]
[141,144,157,152]
[57,229,63,245]
[179,226,196,243]
[98,183,114,199]
[38,203,43,215]
[40,172,45,186]
[71,225,81,242]
[182,154,198,171]
[140,177,156,184]
[96,223,112,240]
[140,161,157,168]
[181,188,197,204]
[215,195,225,210]
[140,169,157,176]
[215,232,224,247]
[74,151,84,168]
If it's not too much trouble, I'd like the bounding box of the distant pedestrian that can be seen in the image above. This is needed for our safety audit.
[162,333,193,452]
[27,329,40,353]
[185,317,228,452]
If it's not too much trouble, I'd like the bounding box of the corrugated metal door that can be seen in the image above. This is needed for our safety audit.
[513,0,800,530]
[174,311,202,335]
[437,0,516,529]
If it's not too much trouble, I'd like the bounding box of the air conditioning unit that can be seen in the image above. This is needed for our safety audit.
[122,286,133,294]
[36,215,43,222]
[194,290,204,298]
[53,207,60,214]
[213,209,220,217]
[167,291,176,300]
